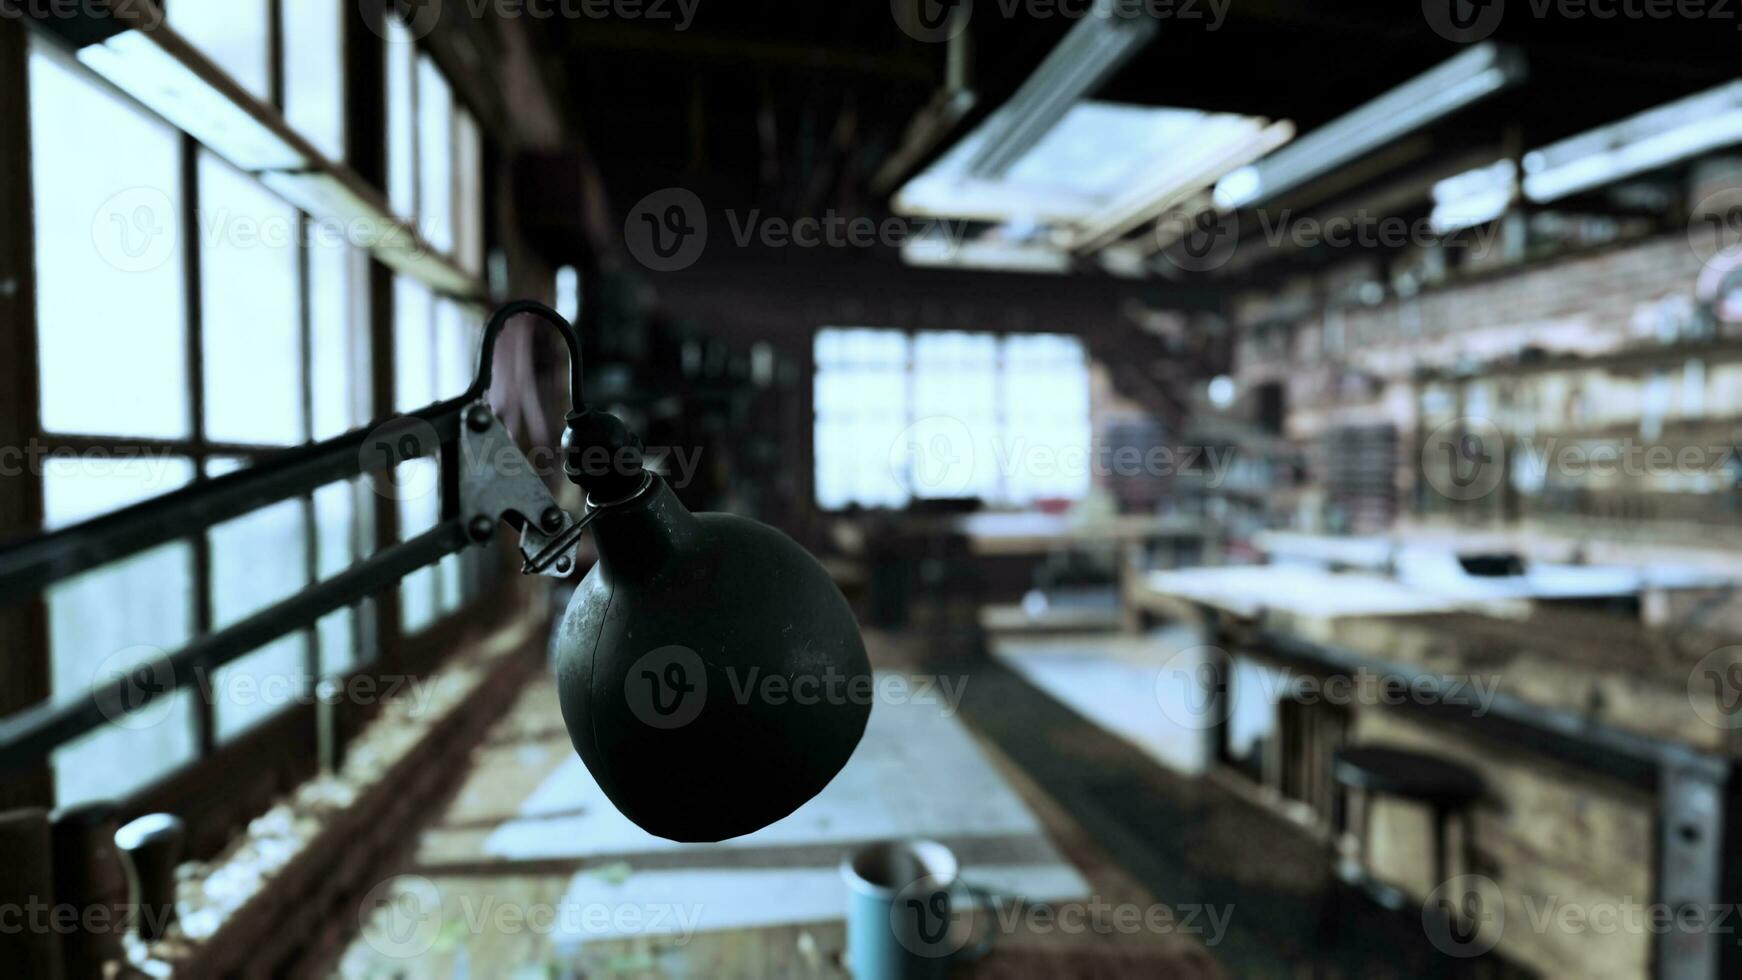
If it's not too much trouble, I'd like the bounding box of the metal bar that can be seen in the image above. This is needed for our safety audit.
[0,13,52,811]
[0,520,469,777]
[0,395,468,605]
[1256,628,1703,789]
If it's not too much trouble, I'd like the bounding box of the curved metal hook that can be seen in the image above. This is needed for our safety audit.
[467,300,586,412]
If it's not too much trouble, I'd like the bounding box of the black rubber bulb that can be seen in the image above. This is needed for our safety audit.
[552,413,871,842]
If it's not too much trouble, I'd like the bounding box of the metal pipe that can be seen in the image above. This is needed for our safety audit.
[0,521,468,776]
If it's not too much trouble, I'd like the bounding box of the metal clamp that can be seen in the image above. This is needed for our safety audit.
[458,401,583,578]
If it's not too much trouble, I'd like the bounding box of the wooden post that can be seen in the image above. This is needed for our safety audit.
[49,802,126,980]
[0,808,63,980]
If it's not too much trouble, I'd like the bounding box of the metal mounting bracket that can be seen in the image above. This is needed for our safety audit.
[458,401,581,578]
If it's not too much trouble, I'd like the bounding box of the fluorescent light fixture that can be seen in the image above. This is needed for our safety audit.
[901,235,1073,274]
[260,171,478,297]
[1431,159,1517,233]
[77,28,305,172]
[898,102,1274,223]
[1522,80,1742,203]
[52,15,483,301]
[964,0,1159,180]
[1213,43,1526,209]
[1072,118,1294,253]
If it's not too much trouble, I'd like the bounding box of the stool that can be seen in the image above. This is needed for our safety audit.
[1329,746,1484,908]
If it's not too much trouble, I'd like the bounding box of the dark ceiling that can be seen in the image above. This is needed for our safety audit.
[532,0,1742,220]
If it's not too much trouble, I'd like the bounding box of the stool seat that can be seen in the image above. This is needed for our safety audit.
[1333,746,1483,808]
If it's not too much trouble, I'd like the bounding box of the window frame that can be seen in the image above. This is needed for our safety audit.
[0,6,507,833]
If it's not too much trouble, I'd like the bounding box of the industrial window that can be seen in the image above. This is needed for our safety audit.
[14,9,481,804]
[168,0,272,101]
[281,0,347,162]
[7,0,493,821]
[814,328,1093,509]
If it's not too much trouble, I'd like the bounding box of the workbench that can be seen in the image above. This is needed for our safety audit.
[1130,562,1742,979]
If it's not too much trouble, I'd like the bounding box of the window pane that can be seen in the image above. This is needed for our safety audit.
[386,19,416,217]
[199,154,304,446]
[417,55,454,253]
[42,455,196,531]
[394,276,435,411]
[813,329,909,509]
[310,240,364,441]
[169,0,271,101]
[209,495,311,740]
[397,457,441,632]
[1002,334,1092,504]
[434,299,478,402]
[283,0,345,161]
[50,547,199,806]
[315,479,367,674]
[911,332,1000,500]
[455,108,485,274]
[44,453,199,804]
[30,48,189,439]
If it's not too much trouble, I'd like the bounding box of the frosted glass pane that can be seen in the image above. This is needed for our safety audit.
[48,543,197,806]
[30,50,188,439]
[212,638,307,742]
[434,299,477,401]
[42,456,195,530]
[282,0,345,161]
[313,480,357,578]
[386,20,416,218]
[911,332,999,499]
[394,277,435,411]
[309,478,363,667]
[397,457,440,632]
[438,553,463,612]
[209,497,310,739]
[455,108,484,274]
[310,240,361,441]
[319,608,359,676]
[210,498,309,627]
[417,56,454,252]
[199,154,304,445]
[169,0,271,100]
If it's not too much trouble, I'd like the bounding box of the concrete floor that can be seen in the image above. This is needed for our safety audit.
[336,628,1529,978]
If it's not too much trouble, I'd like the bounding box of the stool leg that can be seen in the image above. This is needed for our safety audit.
[1432,805,1450,890]
[1355,790,1372,870]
